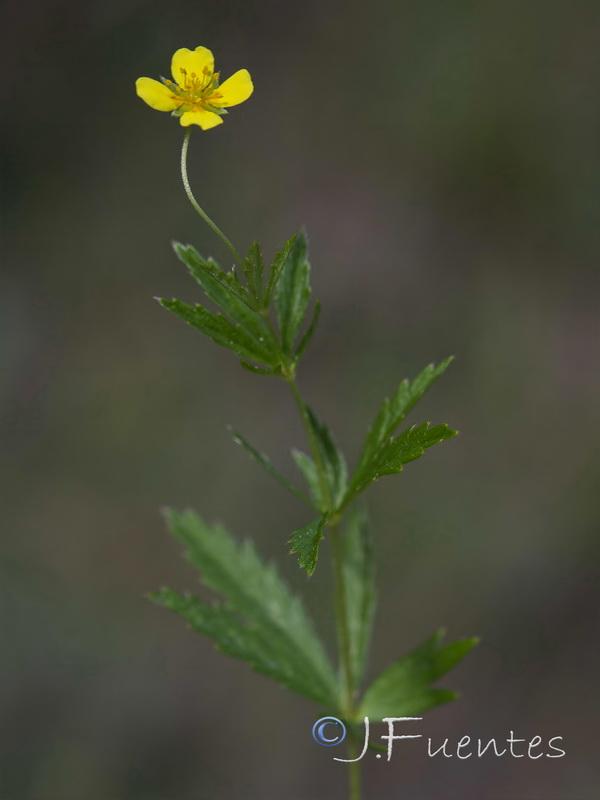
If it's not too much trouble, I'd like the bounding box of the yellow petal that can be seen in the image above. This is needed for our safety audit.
[211,69,253,107]
[135,77,180,111]
[179,109,223,130]
[171,46,214,85]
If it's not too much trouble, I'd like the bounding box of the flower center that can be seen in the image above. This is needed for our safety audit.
[165,66,224,112]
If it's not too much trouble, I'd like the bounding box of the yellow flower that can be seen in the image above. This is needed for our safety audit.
[135,46,253,130]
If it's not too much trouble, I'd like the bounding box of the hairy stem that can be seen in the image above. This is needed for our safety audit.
[180,128,244,268]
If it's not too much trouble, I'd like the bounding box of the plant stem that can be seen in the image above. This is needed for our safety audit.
[330,516,361,800]
[330,517,355,712]
[283,372,361,800]
[347,738,361,800]
[180,128,244,268]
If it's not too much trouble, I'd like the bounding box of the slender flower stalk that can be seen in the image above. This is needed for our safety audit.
[180,128,244,268]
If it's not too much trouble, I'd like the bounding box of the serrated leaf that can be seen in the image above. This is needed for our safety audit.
[242,241,264,302]
[346,422,457,500]
[229,428,314,508]
[367,421,456,478]
[264,234,297,305]
[158,509,338,706]
[159,298,275,367]
[275,231,312,353]
[292,449,326,511]
[306,406,348,509]
[294,300,321,361]
[172,241,255,310]
[289,515,327,575]
[342,505,375,688]
[359,630,478,718]
[357,358,454,473]
[152,589,332,704]
[173,242,274,349]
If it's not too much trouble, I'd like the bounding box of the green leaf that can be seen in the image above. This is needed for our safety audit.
[359,630,478,719]
[347,422,457,500]
[275,231,312,353]
[156,509,338,707]
[153,589,331,703]
[239,361,281,376]
[229,428,314,508]
[357,358,454,473]
[289,515,327,575]
[306,406,348,509]
[172,241,255,310]
[151,589,277,675]
[292,449,326,511]
[242,241,264,303]
[342,505,375,688]
[159,298,275,367]
[173,242,274,349]
[264,234,297,306]
[294,300,321,361]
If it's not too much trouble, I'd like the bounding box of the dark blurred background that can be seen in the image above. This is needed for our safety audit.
[2,1,599,798]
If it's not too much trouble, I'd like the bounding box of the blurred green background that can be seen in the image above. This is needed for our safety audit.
[2,1,599,798]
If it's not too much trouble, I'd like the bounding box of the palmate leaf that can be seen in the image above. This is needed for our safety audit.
[359,630,478,719]
[289,515,327,576]
[347,422,457,498]
[153,509,339,707]
[275,231,312,354]
[168,235,320,373]
[173,243,273,347]
[159,298,276,368]
[341,505,375,688]
[357,358,454,473]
